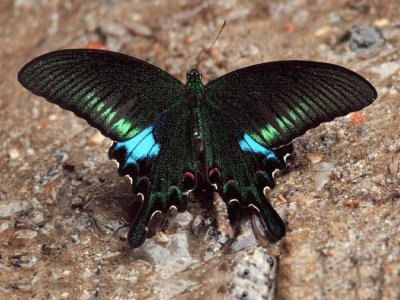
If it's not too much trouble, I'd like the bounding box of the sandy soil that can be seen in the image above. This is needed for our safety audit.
[0,0,399,299]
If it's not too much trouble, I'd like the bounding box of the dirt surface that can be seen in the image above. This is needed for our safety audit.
[1,0,399,299]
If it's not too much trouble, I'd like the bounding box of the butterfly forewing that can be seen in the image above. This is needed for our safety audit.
[205,60,377,149]
[18,49,185,141]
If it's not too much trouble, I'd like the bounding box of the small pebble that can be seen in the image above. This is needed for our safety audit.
[347,26,385,54]
[117,226,129,241]
[103,251,121,259]
[80,290,91,300]
[48,114,57,121]
[388,88,398,96]
[371,174,386,186]
[60,292,70,299]
[373,18,390,28]
[315,25,331,37]
[70,233,81,244]
[45,198,54,205]
[84,41,107,50]
[81,268,95,279]
[183,37,192,45]
[19,209,45,227]
[0,201,30,218]
[336,129,345,140]
[231,220,257,252]
[89,131,105,145]
[26,148,35,156]
[292,10,309,26]
[388,154,400,177]
[311,162,335,191]
[285,22,296,33]
[21,255,38,268]
[62,270,72,277]
[154,231,169,244]
[54,150,70,163]
[40,119,50,128]
[14,229,38,239]
[344,199,362,208]
[133,231,192,275]
[30,197,43,210]
[329,11,341,24]
[126,22,152,37]
[169,211,193,228]
[306,152,323,164]
[0,221,10,233]
[350,112,366,125]
[97,21,128,37]
[8,148,20,159]
[191,215,202,230]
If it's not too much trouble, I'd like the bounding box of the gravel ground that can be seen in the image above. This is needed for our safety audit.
[1,0,399,299]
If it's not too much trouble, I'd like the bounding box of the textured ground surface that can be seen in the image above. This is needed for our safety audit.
[1,0,399,299]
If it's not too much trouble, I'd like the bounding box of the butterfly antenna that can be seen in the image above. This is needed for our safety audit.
[196,20,226,69]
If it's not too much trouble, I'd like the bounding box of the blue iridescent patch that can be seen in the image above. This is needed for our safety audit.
[239,133,278,161]
[114,126,160,167]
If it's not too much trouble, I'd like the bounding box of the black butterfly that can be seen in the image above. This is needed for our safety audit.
[18,49,377,247]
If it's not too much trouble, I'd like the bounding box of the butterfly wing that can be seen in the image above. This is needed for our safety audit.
[204,61,377,240]
[18,49,184,141]
[205,60,377,149]
[18,49,197,247]
[109,106,196,247]
[203,108,291,240]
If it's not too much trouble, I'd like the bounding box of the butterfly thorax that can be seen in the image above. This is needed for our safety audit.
[185,68,207,171]
[185,68,204,107]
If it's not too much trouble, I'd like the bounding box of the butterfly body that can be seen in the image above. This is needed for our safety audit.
[185,69,207,165]
[18,49,377,248]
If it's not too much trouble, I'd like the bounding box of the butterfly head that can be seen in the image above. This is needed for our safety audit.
[186,69,202,83]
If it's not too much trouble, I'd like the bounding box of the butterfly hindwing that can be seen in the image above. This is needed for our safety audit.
[18,49,184,141]
[109,107,196,247]
[205,60,377,149]
[203,108,291,240]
